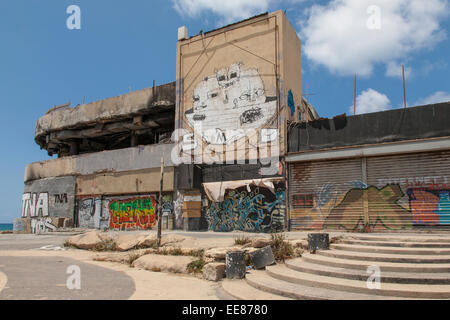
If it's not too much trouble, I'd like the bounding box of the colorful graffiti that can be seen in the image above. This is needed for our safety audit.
[108,196,157,230]
[205,184,285,233]
[291,175,450,231]
[324,185,412,231]
[408,189,450,225]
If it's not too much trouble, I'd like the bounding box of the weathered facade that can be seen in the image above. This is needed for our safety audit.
[18,11,319,234]
[173,11,317,232]
[17,83,177,233]
[287,102,450,232]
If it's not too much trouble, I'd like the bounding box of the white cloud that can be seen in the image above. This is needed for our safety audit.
[172,0,273,24]
[350,88,391,115]
[385,61,412,78]
[300,0,448,76]
[415,91,450,106]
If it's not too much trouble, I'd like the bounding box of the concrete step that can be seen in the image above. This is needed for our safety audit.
[339,239,450,248]
[344,235,450,243]
[266,264,450,299]
[245,270,407,300]
[220,279,292,300]
[302,253,450,273]
[318,249,450,263]
[331,243,450,255]
[285,259,450,284]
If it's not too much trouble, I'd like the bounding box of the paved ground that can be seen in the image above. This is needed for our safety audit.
[2,230,450,300]
[0,256,135,300]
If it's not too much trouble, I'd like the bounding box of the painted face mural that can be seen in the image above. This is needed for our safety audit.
[184,63,277,145]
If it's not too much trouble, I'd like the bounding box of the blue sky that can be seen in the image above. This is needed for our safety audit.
[0,0,449,223]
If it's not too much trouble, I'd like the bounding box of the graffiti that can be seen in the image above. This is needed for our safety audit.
[205,184,285,233]
[292,194,314,209]
[78,198,109,229]
[54,193,68,204]
[109,196,157,230]
[184,62,277,145]
[21,193,49,217]
[408,189,450,225]
[162,194,174,216]
[174,191,184,229]
[324,185,413,231]
[31,218,56,233]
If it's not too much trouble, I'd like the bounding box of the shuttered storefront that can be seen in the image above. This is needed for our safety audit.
[289,158,363,230]
[289,150,450,231]
[366,151,450,230]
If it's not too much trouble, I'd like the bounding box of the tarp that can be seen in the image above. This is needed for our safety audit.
[202,178,282,202]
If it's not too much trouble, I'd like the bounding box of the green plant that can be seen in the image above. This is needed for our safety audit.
[187,259,206,274]
[92,238,117,252]
[126,251,143,266]
[234,235,251,246]
[63,240,77,249]
[270,233,294,262]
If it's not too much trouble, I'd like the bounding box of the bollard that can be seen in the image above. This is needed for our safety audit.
[308,233,330,252]
[225,250,246,279]
[249,246,276,269]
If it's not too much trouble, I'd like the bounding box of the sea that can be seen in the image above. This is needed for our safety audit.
[0,223,13,231]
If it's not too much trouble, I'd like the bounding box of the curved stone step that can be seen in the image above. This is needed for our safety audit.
[302,253,450,273]
[245,270,408,300]
[266,265,450,299]
[344,235,450,243]
[331,243,450,255]
[318,249,450,263]
[339,239,450,248]
[285,259,450,284]
[220,279,292,300]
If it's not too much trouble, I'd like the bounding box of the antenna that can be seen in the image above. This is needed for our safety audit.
[402,65,407,108]
[354,74,357,115]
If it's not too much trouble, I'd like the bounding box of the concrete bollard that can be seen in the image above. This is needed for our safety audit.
[249,246,276,269]
[308,233,330,252]
[225,251,246,279]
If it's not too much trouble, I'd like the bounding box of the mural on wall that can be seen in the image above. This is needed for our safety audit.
[408,189,450,225]
[291,176,450,231]
[205,183,285,233]
[108,196,157,230]
[78,197,109,230]
[184,63,277,146]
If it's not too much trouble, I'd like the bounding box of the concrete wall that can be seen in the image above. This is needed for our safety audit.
[18,176,76,233]
[76,167,174,196]
[175,11,302,163]
[25,143,175,182]
[77,193,174,231]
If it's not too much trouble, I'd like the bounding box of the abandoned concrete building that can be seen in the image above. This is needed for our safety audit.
[16,11,317,234]
[17,10,449,235]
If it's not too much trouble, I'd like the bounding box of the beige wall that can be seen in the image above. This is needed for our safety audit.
[76,167,174,196]
[175,11,302,161]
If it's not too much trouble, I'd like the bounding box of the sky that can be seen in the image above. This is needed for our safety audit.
[0,0,449,223]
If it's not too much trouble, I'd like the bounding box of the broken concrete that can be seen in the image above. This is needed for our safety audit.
[203,263,226,281]
[66,230,106,250]
[249,246,276,269]
[251,238,272,248]
[35,82,176,157]
[225,251,246,279]
[132,254,197,274]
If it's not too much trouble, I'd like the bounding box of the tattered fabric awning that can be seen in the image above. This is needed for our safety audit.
[202,178,283,202]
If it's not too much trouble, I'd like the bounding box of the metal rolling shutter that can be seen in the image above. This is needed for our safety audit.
[289,158,363,230]
[366,150,450,229]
